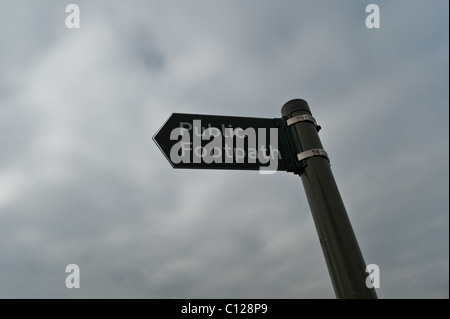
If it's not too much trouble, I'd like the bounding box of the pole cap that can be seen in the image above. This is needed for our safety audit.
[281,99,311,116]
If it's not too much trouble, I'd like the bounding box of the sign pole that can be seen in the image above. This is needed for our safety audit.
[281,99,378,299]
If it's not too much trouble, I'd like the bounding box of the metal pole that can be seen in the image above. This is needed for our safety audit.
[281,99,377,299]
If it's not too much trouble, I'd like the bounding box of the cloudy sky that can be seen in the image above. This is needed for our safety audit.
[0,1,448,299]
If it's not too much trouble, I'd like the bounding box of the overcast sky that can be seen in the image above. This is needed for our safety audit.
[0,1,448,299]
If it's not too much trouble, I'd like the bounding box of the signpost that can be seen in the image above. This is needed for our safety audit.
[153,100,378,299]
[153,113,302,174]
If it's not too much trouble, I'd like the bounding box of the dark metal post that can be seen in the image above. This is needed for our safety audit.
[281,99,377,299]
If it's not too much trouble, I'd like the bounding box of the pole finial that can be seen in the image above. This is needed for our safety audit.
[281,99,311,116]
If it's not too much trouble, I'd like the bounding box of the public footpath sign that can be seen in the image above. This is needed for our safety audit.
[153,113,299,174]
[152,100,378,299]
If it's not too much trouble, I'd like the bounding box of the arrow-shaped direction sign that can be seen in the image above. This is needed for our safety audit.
[152,99,378,299]
[153,113,295,173]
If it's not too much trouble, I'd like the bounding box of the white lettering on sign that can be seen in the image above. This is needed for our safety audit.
[170,120,279,174]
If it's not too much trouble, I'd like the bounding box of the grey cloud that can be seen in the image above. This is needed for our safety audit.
[0,0,448,298]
